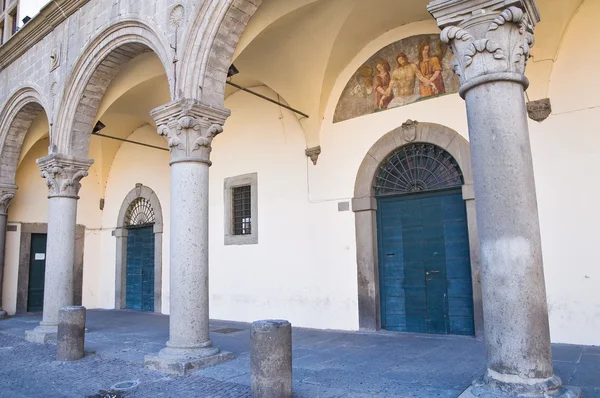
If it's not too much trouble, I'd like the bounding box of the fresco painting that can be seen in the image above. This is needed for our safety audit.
[333,34,460,123]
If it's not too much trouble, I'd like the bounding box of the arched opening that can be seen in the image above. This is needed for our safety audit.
[114,184,163,313]
[353,122,483,336]
[53,20,173,158]
[375,143,474,335]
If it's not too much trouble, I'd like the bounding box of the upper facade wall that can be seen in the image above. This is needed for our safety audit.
[0,0,260,157]
[0,0,183,124]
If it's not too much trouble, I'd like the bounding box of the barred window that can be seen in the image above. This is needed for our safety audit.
[224,173,258,245]
[232,185,252,235]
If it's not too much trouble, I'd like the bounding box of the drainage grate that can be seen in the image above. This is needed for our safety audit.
[212,328,243,334]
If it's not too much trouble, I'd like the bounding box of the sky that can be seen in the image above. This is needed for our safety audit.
[18,0,49,26]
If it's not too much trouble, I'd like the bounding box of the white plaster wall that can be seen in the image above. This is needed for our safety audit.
[530,0,600,346]
[100,125,171,313]
[210,86,359,330]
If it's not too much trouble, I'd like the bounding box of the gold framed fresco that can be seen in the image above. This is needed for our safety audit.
[333,34,460,123]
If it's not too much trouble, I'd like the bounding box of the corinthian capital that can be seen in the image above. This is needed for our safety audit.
[0,183,17,215]
[428,0,540,97]
[151,99,231,165]
[36,154,94,199]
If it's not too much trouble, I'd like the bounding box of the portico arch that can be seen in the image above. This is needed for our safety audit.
[114,184,163,313]
[0,86,49,185]
[54,18,173,158]
[181,0,262,106]
[352,121,483,336]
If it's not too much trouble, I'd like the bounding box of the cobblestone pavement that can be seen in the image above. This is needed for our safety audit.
[0,310,598,397]
[0,333,251,398]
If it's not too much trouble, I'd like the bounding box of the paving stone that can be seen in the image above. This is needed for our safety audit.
[0,310,598,397]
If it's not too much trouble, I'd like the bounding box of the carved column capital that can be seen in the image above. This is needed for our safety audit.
[428,0,540,97]
[151,99,231,166]
[0,183,17,216]
[36,154,94,199]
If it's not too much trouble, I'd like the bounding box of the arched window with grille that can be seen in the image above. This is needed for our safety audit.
[124,197,156,228]
[374,143,463,196]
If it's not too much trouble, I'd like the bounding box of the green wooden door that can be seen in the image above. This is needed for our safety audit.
[377,189,474,335]
[27,234,47,312]
[125,226,155,312]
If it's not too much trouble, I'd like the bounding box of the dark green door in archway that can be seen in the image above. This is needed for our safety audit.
[125,226,155,312]
[377,189,474,335]
[27,234,47,312]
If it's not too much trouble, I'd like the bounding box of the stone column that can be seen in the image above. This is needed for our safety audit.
[144,99,233,375]
[25,154,93,343]
[427,1,580,397]
[0,184,17,320]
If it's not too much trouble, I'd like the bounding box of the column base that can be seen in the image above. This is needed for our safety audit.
[0,310,7,320]
[25,325,58,343]
[144,345,234,376]
[460,381,582,398]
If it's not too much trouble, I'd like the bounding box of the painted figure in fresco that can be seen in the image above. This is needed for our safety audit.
[384,53,434,108]
[418,39,446,97]
[350,65,374,98]
[373,60,394,109]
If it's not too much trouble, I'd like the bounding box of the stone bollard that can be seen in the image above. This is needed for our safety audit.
[56,306,86,361]
[251,320,292,398]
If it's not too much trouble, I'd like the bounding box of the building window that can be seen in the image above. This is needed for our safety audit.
[9,7,17,35]
[224,173,258,245]
[232,185,252,235]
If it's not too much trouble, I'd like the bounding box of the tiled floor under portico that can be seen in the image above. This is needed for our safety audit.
[0,310,598,397]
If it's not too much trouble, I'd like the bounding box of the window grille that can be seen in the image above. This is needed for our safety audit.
[232,185,252,235]
[374,143,463,196]
[125,198,155,227]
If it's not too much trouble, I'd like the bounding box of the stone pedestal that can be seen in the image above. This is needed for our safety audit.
[251,320,293,398]
[25,154,92,343]
[144,100,232,375]
[0,184,16,320]
[56,306,86,361]
[426,1,581,396]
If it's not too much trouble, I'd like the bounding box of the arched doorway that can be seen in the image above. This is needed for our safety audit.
[352,121,483,336]
[114,184,163,313]
[124,198,156,311]
[375,143,474,335]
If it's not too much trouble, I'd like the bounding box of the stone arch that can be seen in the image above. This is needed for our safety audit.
[54,18,173,157]
[113,184,163,313]
[180,0,262,106]
[351,121,483,336]
[0,85,49,185]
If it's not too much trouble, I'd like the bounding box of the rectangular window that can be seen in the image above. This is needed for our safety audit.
[10,9,17,35]
[224,173,258,245]
[232,185,252,235]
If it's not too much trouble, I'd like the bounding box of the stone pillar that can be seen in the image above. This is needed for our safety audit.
[144,99,233,375]
[25,154,93,343]
[251,320,293,398]
[427,1,580,397]
[0,184,17,320]
[56,306,86,361]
